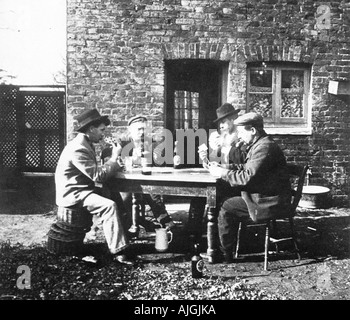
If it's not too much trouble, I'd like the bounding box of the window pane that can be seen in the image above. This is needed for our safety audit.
[174,90,199,129]
[281,70,304,118]
[248,94,273,118]
[282,70,304,91]
[249,69,272,92]
[281,94,304,118]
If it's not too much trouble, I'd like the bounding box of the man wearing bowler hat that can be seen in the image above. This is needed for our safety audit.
[188,103,246,248]
[199,102,245,168]
[206,112,291,263]
[55,108,134,265]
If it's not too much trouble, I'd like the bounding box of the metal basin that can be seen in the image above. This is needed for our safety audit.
[299,185,331,209]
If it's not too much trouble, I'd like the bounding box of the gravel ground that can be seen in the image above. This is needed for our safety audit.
[0,198,349,301]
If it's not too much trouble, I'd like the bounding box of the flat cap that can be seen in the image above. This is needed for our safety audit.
[234,112,264,128]
[127,115,148,126]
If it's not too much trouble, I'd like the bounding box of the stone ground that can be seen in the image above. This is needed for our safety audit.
[0,193,349,300]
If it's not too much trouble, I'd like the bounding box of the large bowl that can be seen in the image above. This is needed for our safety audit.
[298,185,331,209]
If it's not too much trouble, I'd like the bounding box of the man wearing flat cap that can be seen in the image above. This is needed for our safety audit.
[206,112,291,263]
[101,114,174,232]
[55,108,134,265]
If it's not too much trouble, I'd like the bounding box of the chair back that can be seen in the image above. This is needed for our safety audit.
[287,163,309,214]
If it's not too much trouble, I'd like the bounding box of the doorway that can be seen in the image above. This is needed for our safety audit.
[165,59,228,166]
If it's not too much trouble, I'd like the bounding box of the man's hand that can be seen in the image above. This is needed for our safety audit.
[198,143,208,160]
[208,131,222,150]
[111,142,122,161]
[198,149,208,162]
[235,138,245,148]
[208,162,223,178]
[208,162,229,178]
[209,163,223,178]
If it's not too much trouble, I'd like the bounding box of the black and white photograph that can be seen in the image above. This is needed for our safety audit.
[0,0,349,306]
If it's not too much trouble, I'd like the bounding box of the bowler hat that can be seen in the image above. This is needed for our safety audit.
[128,115,148,126]
[75,109,110,132]
[213,103,240,123]
[234,112,264,128]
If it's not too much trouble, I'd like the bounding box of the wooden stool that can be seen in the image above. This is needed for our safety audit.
[47,207,92,255]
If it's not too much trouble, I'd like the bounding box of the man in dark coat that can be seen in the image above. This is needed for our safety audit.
[207,112,291,263]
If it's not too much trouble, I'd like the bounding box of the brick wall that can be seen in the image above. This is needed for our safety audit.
[67,0,350,207]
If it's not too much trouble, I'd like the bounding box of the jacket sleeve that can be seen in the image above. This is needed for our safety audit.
[222,142,271,188]
[71,146,120,183]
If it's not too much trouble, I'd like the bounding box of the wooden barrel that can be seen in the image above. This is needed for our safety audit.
[47,207,93,255]
[57,206,92,230]
[47,223,85,255]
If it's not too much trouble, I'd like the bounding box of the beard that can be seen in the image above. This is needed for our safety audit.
[220,131,238,147]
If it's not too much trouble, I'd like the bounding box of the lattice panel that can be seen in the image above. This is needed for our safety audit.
[0,86,19,167]
[44,135,60,168]
[0,85,65,172]
[24,95,60,129]
[1,132,18,167]
[25,134,41,167]
[23,92,64,171]
[0,86,18,129]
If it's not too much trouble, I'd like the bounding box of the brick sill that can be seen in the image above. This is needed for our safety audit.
[265,127,312,136]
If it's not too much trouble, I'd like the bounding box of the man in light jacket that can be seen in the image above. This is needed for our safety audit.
[55,108,133,265]
[207,112,291,263]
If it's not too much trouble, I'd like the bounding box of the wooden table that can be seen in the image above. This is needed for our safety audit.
[115,167,219,263]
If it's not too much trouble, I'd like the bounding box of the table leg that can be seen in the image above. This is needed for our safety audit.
[188,197,206,251]
[206,205,219,264]
[128,193,140,236]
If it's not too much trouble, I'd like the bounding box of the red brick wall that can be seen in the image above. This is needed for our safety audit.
[67,0,350,207]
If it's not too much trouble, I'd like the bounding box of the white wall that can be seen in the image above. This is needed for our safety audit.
[0,0,66,85]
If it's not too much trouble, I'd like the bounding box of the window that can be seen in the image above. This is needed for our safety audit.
[247,62,311,133]
[174,90,199,130]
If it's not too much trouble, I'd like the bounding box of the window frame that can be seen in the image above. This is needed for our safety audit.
[246,62,311,133]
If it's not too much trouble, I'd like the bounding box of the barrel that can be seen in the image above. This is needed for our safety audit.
[56,206,92,230]
[47,223,85,255]
[47,207,93,255]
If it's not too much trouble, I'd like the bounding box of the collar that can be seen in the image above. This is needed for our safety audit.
[83,134,95,149]
[246,131,267,152]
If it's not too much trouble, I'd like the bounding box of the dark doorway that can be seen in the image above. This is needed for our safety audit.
[165,59,228,166]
